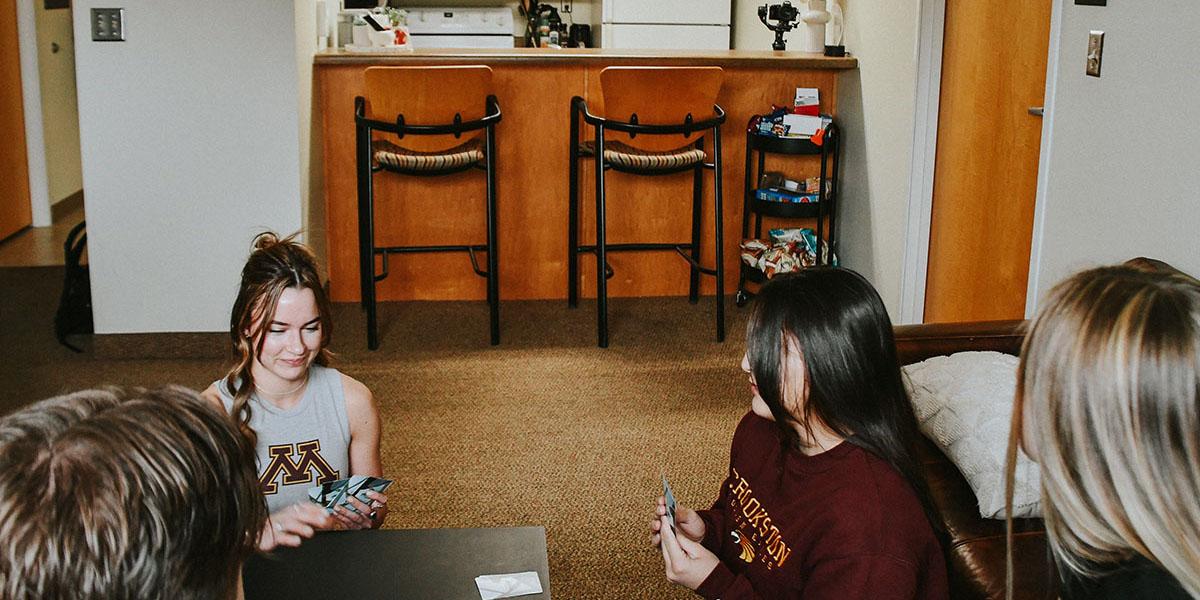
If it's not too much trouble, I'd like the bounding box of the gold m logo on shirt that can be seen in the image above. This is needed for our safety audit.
[260,439,340,494]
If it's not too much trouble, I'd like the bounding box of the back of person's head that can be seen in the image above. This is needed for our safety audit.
[746,267,942,532]
[225,231,333,444]
[1016,264,1200,595]
[0,386,266,600]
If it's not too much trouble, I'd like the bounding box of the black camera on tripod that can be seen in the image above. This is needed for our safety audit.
[766,2,799,23]
[757,2,801,51]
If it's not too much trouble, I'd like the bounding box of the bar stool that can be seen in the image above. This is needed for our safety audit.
[568,67,727,348]
[355,66,501,350]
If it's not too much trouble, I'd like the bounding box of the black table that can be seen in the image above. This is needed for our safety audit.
[244,526,551,600]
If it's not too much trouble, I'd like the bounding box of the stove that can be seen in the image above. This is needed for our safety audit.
[406,7,514,49]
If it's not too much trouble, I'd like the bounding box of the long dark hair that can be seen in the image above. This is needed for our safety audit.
[746,267,943,535]
[223,232,333,448]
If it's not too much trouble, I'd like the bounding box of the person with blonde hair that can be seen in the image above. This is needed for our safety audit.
[0,386,266,600]
[1010,263,1200,598]
[203,231,388,551]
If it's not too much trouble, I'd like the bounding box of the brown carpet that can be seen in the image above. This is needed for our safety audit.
[1,266,754,598]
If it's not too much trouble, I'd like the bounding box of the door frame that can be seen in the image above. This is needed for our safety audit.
[1023,0,1063,318]
[15,0,53,228]
[901,0,1061,323]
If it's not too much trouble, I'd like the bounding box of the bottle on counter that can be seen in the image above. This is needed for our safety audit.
[538,17,551,48]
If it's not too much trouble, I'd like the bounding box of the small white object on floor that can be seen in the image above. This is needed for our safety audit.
[474,571,543,599]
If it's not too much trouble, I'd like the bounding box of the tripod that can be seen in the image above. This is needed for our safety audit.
[757,2,801,51]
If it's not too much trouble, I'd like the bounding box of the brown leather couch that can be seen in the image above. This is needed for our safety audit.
[894,320,1056,600]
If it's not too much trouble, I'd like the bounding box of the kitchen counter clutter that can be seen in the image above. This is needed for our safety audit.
[315,47,858,68]
[313,49,857,304]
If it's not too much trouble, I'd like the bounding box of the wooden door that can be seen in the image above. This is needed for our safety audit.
[1,0,33,241]
[923,0,1051,322]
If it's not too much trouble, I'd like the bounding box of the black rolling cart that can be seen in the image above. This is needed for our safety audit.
[736,120,841,307]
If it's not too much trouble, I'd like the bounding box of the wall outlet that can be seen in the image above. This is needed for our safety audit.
[1086,30,1104,77]
[561,1,572,13]
[91,8,125,42]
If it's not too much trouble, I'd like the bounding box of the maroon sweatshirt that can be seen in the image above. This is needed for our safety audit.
[694,413,948,600]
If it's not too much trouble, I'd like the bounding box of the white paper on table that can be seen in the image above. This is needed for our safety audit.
[474,571,543,600]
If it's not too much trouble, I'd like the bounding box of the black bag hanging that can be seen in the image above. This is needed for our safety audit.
[55,221,93,352]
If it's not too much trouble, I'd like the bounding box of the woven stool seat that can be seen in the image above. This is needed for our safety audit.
[582,140,706,170]
[373,139,484,171]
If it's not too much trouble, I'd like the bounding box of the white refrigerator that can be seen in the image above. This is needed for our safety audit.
[600,0,731,50]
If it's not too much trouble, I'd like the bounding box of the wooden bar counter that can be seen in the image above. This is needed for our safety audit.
[314,48,856,302]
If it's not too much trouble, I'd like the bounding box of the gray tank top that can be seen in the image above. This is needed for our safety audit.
[216,364,351,514]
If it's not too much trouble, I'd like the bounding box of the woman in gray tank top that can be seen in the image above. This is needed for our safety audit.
[202,232,388,552]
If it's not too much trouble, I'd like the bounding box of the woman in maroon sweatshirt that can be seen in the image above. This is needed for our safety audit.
[651,268,949,599]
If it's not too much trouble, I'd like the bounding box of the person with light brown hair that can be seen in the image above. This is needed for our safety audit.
[202,232,388,551]
[0,386,266,600]
[1009,263,1200,598]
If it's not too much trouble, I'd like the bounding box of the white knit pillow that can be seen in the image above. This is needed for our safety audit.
[903,351,1042,519]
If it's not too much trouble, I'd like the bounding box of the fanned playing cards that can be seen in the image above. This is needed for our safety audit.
[307,475,393,514]
[662,474,677,534]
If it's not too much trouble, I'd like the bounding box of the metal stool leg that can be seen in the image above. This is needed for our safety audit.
[356,121,372,312]
[486,127,500,345]
[568,102,580,308]
[595,125,608,348]
[356,120,381,350]
[713,126,726,342]
[365,179,380,351]
[688,139,703,305]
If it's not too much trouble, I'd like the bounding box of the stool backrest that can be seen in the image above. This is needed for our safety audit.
[599,66,723,153]
[364,66,494,153]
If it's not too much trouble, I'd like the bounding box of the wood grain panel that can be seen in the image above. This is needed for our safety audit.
[318,59,843,302]
[1,0,33,241]
[924,0,1051,322]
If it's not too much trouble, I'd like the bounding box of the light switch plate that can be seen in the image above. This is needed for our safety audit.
[91,8,125,42]
[1086,30,1104,77]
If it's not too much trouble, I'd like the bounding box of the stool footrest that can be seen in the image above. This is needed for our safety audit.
[576,242,692,253]
[466,247,488,278]
[371,244,490,282]
[673,246,718,276]
[375,244,488,254]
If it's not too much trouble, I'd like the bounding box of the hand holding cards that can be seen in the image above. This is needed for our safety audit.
[307,475,393,518]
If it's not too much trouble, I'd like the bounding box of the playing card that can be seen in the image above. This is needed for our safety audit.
[307,477,351,511]
[343,475,394,515]
[662,474,677,533]
[307,476,393,514]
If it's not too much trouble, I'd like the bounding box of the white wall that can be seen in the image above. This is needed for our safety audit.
[830,0,918,320]
[74,0,304,334]
[734,0,919,319]
[296,0,324,270]
[1027,0,1200,308]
